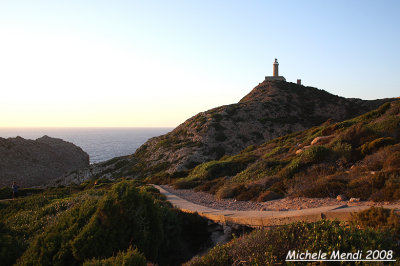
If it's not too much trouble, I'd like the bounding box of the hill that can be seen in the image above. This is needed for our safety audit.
[0,135,89,187]
[89,80,394,181]
[171,100,400,202]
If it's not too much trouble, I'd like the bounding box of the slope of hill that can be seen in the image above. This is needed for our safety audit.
[171,100,400,202]
[0,135,89,187]
[105,80,393,180]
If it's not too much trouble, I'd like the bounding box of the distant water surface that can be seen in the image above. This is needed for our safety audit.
[0,127,172,163]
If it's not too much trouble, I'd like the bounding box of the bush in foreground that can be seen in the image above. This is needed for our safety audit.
[83,246,146,266]
[12,181,210,266]
[187,218,399,265]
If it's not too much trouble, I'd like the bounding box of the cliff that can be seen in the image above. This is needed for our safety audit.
[0,135,89,187]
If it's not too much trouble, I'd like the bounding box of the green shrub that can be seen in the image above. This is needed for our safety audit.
[173,178,200,189]
[234,184,264,201]
[369,171,400,201]
[351,207,400,235]
[257,190,283,202]
[346,170,400,201]
[0,222,25,266]
[300,145,331,164]
[187,220,399,265]
[83,246,146,266]
[358,102,391,121]
[0,187,12,200]
[332,141,352,161]
[369,114,400,133]
[0,187,44,200]
[338,122,373,147]
[13,181,210,266]
[383,151,400,170]
[278,158,302,179]
[233,160,285,183]
[299,178,347,198]
[188,155,257,182]
[193,177,226,194]
[216,184,242,199]
[70,182,164,262]
[186,244,231,266]
[360,137,396,156]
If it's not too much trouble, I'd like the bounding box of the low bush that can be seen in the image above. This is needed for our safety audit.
[0,187,44,200]
[234,184,264,201]
[360,137,396,156]
[299,178,347,198]
[346,170,400,201]
[13,181,210,266]
[300,145,331,164]
[351,207,400,235]
[188,154,257,182]
[0,187,12,199]
[257,190,283,202]
[193,177,226,194]
[233,160,285,183]
[278,158,302,179]
[83,246,146,266]
[331,141,353,161]
[215,184,242,199]
[173,178,200,189]
[383,151,400,170]
[338,122,374,147]
[187,220,399,265]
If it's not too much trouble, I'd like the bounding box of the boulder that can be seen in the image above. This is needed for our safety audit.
[311,135,335,145]
[336,194,347,201]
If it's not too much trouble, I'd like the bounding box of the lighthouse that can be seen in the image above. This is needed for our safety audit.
[265,58,286,81]
[273,58,279,76]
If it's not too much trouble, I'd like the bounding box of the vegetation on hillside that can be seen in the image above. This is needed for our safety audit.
[161,101,400,202]
[0,179,210,266]
[187,207,400,265]
[94,81,393,182]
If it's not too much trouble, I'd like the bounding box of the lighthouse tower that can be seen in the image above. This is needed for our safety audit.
[273,58,279,76]
[265,58,286,81]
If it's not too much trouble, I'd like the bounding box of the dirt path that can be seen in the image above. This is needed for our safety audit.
[159,185,400,211]
[154,185,400,227]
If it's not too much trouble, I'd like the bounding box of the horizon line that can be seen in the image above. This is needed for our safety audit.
[0,126,176,129]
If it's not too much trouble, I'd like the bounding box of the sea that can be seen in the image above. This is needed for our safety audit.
[0,127,172,164]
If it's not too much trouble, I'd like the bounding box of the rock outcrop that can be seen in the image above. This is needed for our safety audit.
[128,80,394,176]
[0,135,89,187]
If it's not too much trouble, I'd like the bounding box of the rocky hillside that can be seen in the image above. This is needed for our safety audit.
[0,135,89,187]
[56,80,395,186]
[126,80,393,177]
[172,100,400,202]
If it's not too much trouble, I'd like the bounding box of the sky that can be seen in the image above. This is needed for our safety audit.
[0,0,399,127]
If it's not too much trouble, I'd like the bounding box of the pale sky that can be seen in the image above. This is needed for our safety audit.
[0,1,399,127]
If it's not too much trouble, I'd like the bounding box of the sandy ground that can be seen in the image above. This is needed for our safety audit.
[160,185,400,211]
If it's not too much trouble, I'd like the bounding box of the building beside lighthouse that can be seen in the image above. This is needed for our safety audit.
[265,58,286,81]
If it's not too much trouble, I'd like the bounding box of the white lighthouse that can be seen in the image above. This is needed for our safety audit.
[265,58,286,81]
